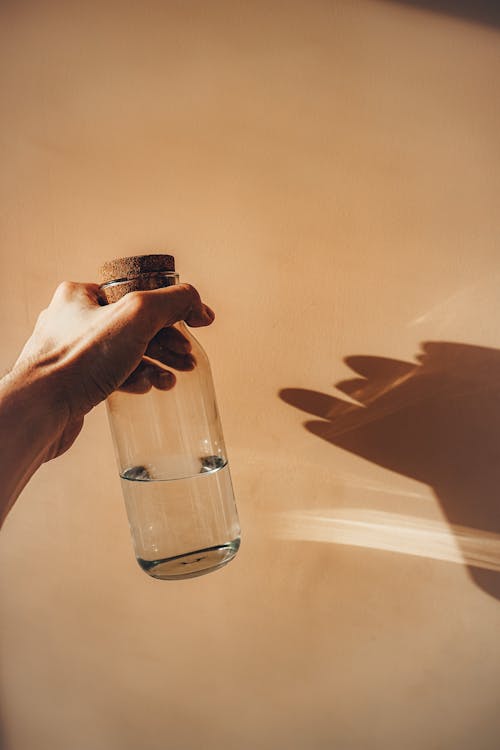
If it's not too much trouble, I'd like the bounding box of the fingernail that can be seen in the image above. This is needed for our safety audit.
[203,306,215,322]
[158,371,175,389]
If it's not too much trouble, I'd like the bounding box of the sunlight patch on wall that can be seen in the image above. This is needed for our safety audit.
[274,508,500,571]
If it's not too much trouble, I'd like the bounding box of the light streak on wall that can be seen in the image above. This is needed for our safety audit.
[275,508,500,571]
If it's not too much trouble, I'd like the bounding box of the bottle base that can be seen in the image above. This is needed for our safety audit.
[137,538,240,580]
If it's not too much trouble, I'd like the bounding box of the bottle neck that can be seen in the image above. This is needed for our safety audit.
[100,271,179,303]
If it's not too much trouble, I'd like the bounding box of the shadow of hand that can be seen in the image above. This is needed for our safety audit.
[280,342,500,598]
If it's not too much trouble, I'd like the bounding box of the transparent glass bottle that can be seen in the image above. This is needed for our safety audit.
[99,254,240,580]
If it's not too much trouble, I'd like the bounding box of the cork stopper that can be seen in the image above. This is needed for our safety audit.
[99,254,175,284]
[99,254,177,303]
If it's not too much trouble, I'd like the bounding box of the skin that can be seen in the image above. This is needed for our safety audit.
[0,280,215,527]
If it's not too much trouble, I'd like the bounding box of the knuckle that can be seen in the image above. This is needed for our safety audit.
[178,283,195,296]
[178,283,202,309]
[122,290,147,315]
[35,307,48,325]
[55,280,78,299]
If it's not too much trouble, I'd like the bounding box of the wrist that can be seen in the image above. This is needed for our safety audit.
[4,359,69,437]
[0,361,70,520]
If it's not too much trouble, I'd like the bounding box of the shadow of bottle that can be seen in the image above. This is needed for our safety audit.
[280,342,500,600]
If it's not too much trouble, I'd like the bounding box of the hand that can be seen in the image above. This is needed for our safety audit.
[11,280,215,460]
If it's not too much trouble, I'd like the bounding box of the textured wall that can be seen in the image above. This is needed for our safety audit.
[1,1,500,748]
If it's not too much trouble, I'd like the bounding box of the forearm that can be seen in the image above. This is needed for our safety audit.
[0,364,65,526]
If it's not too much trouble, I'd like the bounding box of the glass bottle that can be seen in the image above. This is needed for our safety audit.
[99,254,240,580]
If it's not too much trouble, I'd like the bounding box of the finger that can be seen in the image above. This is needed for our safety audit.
[119,363,156,394]
[144,348,196,371]
[52,281,102,307]
[145,327,195,369]
[145,326,195,369]
[335,378,368,400]
[279,388,355,420]
[150,367,177,391]
[335,376,398,405]
[131,283,215,334]
[119,362,177,393]
[305,404,374,442]
[344,356,416,381]
[149,326,192,354]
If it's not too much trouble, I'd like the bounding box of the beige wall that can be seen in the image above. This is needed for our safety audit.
[1,1,500,748]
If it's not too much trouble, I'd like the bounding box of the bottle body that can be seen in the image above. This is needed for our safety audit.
[102,266,240,580]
